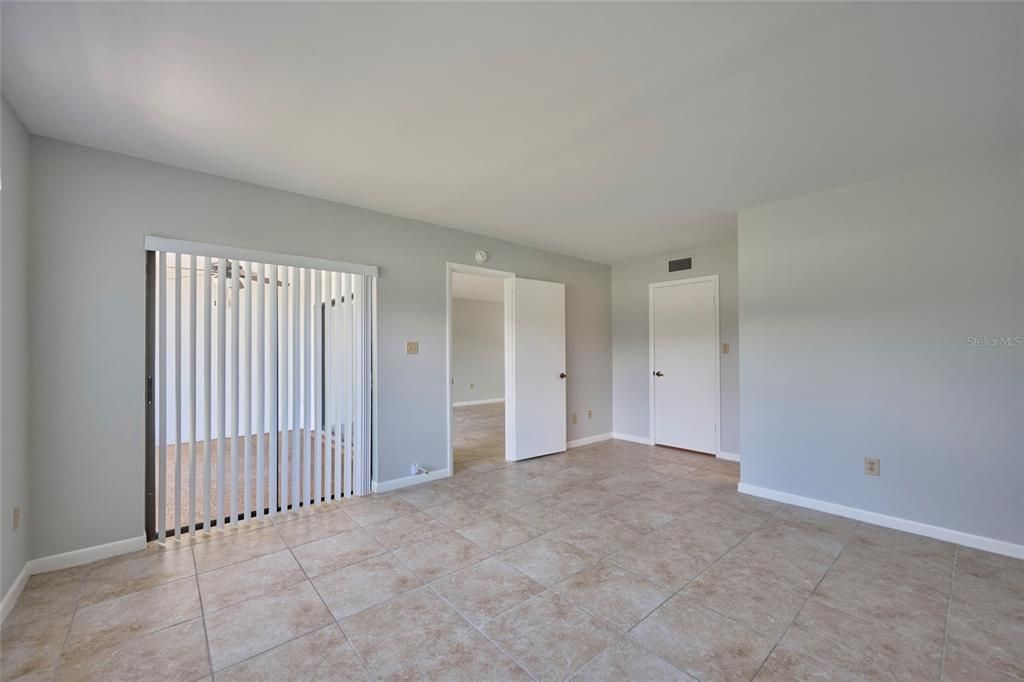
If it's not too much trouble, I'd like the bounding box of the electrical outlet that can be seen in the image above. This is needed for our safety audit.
[587,409,592,420]
[405,341,419,355]
[571,413,578,425]
[13,505,20,531]
[864,457,880,476]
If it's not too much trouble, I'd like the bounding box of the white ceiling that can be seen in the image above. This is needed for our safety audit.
[452,272,504,303]
[3,3,1021,263]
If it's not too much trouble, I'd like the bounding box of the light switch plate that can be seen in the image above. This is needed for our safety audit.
[405,341,419,355]
[722,343,730,354]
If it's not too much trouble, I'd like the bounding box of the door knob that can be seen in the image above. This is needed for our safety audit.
[559,373,567,379]
[654,371,664,377]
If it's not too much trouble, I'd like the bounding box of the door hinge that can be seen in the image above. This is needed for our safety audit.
[146,376,154,405]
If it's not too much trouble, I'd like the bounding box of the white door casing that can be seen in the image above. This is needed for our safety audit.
[649,276,720,454]
[506,277,567,461]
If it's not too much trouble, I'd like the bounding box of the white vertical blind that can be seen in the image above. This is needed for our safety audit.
[331,272,340,501]
[216,258,227,528]
[243,261,252,521]
[230,260,240,525]
[203,257,213,531]
[290,266,301,509]
[173,254,182,536]
[353,275,368,495]
[256,262,266,520]
[281,265,291,513]
[304,267,312,506]
[269,264,280,518]
[189,255,198,536]
[343,273,353,497]
[153,247,374,536]
[313,270,322,504]
[157,251,167,541]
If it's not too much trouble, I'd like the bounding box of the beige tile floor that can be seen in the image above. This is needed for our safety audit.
[3,434,1022,681]
[453,402,506,473]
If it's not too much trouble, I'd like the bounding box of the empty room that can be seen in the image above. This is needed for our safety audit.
[1,2,1021,681]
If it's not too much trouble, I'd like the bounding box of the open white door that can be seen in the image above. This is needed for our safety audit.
[506,278,566,461]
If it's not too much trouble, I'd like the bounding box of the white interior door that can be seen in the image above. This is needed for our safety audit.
[651,278,719,454]
[507,278,566,461]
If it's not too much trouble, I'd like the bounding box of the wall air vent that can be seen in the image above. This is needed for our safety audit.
[668,257,692,272]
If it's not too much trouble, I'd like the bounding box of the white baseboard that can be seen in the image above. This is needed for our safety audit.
[717,451,741,462]
[567,433,612,449]
[30,535,147,574]
[2,534,147,624]
[737,482,1024,560]
[1,562,31,624]
[452,398,504,407]
[373,467,452,493]
[611,433,654,445]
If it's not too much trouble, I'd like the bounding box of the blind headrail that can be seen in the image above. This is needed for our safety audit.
[144,236,379,278]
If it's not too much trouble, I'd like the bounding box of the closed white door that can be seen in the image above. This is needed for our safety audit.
[507,278,566,461]
[651,278,718,454]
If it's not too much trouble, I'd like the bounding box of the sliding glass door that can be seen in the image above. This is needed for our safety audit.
[145,243,374,541]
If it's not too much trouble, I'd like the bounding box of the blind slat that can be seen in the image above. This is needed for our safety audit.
[269,265,279,517]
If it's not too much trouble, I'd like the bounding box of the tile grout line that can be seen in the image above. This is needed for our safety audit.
[614,499,788,679]
[423,579,542,682]
[938,544,959,681]
[50,567,89,676]
[205,499,485,677]
[49,544,190,676]
[204,525,309,676]
[190,544,217,680]
[301,546,376,677]
[382,511,624,682]
[747,521,861,680]
[204,521,370,676]
[775,526,960,654]
[45,545,207,678]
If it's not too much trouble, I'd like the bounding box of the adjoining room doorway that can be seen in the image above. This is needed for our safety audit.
[649,275,720,455]
[450,270,508,472]
[445,262,568,476]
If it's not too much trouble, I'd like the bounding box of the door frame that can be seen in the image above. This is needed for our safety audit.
[648,274,721,456]
[445,262,515,476]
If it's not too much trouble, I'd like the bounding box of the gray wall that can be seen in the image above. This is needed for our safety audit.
[452,298,504,404]
[612,240,740,454]
[739,149,1023,545]
[1,97,31,596]
[27,137,612,559]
